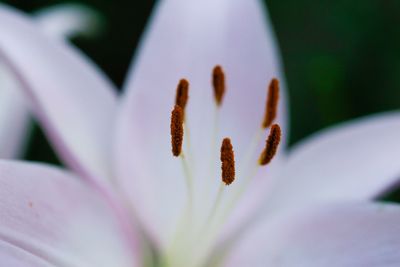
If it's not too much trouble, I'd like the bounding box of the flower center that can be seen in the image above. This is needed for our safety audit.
[164,66,282,267]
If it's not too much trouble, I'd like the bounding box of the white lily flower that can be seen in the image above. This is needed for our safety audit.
[0,1,400,267]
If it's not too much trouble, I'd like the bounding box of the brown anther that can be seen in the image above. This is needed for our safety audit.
[213,65,226,106]
[220,138,235,185]
[259,124,281,166]
[262,78,280,128]
[175,79,189,111]
[171,105,184,157]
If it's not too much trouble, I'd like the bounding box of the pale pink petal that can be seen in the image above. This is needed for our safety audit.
[115,0,287,247]
[0,240,57,267]
[0,160,139,267]
[266,111,400,212]
[224,202,400,267]
[0,63,30,158]
[34,4,103,39]
[0,4,117,184]
[0,4,105,159]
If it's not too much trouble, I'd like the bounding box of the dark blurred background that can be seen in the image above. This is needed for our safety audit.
[1,1,400,174]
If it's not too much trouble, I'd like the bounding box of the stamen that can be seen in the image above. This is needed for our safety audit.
[220,138,235,185]
[259,124,281,165]
[213,65,225,106]
[262,78,280,129]
[171,105,184,157]
[175,79,189,111]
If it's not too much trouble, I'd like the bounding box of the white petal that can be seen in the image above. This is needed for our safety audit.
[0,240,56,267]
[115,0,287,248]
[0,63,30,158]
[0,4,117,183]
[0,160,139,267]
[34,4,103,39]
[224,202,400,267]
[0,4,102,159]
[266,112,400,212]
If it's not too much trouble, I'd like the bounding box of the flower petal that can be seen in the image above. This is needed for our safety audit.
[0,63,30,158]
[0,4,117,184]
[0,240,57,267]
[0,160,139,267]
[224,202,400,267]
[115,0,287,247]
[266,111,400,211]
[34,4,103,39]
[0,4,105,159]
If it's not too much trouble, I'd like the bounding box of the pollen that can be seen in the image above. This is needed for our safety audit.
[171,105,184,157]
[262,78,280,129]
[213,65,226,106]
[220,138,235,185]
[259,124,281,166]
[175,79,189,111]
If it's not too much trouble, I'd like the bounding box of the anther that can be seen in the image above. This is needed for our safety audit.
[220,138,235,185]
[259,124,281,166]
[262,78,280,129]
[171,105,184,157]
[213,65,226,106]
[175,79,189,111]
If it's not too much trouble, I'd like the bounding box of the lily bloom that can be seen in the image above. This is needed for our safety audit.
[1,1,400,266]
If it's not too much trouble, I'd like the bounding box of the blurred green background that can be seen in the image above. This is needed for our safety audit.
[1,1,400,187]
